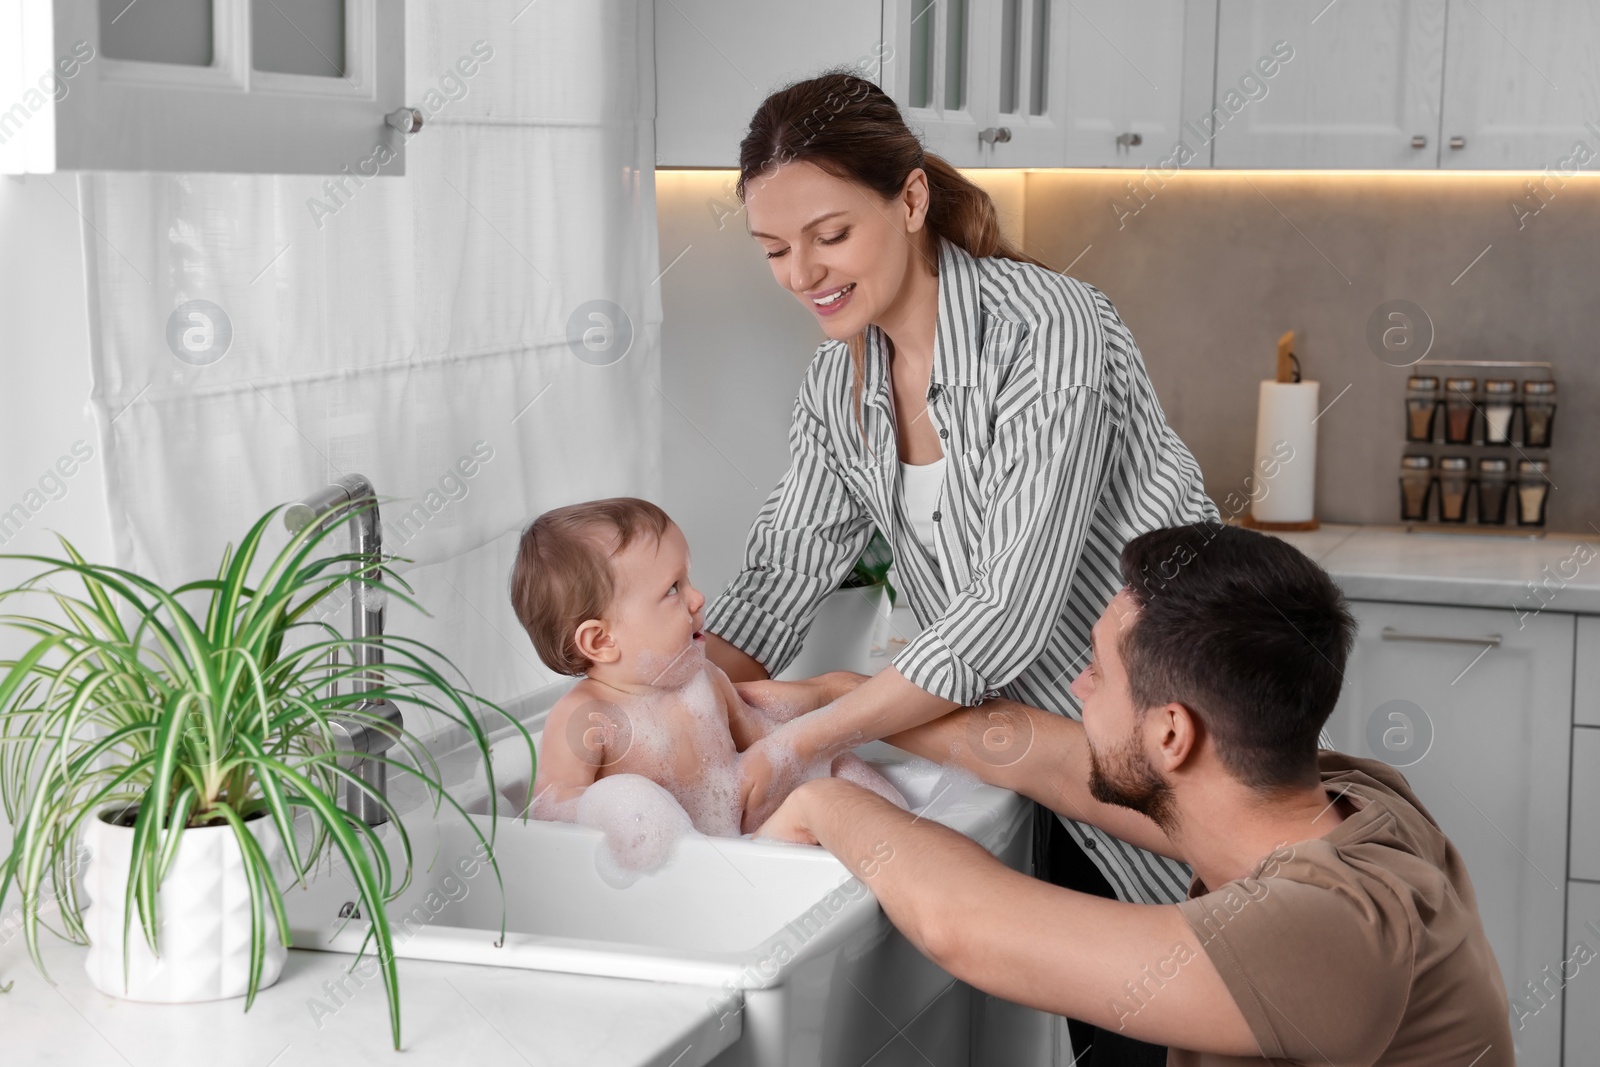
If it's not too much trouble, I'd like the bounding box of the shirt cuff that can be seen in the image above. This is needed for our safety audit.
[703,593,807,679]
[892,624,990,706]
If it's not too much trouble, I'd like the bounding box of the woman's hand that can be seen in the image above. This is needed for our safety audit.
[734,671,870,725]
[736,724,831,833]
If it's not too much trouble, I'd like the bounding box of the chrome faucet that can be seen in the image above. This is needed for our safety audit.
[285,474,403,826]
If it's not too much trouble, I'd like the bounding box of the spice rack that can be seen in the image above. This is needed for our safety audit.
[1399,359,1555,537]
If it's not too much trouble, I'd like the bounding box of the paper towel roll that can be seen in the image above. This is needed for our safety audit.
[1251,380,1319,524]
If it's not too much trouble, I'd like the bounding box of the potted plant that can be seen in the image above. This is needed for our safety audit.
[0,503,534,1049]
[781,528,897,679]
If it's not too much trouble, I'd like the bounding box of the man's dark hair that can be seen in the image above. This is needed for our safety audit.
[1118,523,1356,790]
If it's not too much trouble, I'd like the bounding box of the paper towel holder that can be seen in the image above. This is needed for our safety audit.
[1242,332,1320,533]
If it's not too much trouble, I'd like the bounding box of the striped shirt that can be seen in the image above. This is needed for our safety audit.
[705,236,1217,905]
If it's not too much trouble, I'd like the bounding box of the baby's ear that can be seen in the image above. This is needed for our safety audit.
[572,618,619,664]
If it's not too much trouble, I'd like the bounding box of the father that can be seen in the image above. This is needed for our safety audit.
[756,524,1513,1064]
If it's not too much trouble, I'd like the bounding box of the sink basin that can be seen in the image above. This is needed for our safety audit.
[284,738,1035,1067]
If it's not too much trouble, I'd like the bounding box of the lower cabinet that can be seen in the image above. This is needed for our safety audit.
[1325,600,1572,1067]
[1564,880,1600,1062]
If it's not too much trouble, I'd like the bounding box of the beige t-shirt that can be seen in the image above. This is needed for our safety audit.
[1165,751,1514,1067]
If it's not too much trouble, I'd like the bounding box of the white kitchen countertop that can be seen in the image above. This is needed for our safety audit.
[2,928,739,1067]
[1266,522,1600,615]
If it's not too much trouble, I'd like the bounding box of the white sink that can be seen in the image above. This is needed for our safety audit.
[285,739,1034,1067]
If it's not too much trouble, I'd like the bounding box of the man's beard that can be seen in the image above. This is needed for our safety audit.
[1087,725,1179,836]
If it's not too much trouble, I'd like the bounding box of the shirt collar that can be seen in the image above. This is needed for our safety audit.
[863,235,986,396]
[931,236,985,388]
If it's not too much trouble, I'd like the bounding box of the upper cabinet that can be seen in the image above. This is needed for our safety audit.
[880,0,990,167]
[1211,0,1598,170]
[969,0,1068,167]
[1058,0,1194,168]
[1439,0,1600,169]
[0,0,408,175]
[1211,0,1447,169]
[654,0,886,167]
[657,0,1210,169]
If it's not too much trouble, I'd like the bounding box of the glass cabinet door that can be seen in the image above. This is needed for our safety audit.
[885,0,990,167]
[983,0,1067,165]
[4,0,405,175]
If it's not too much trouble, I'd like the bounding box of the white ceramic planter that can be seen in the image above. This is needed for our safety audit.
[778,584,886,680]
[82,809,288,1002]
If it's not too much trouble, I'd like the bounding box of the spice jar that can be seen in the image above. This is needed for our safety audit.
[1476,457,1510,524]
[1399,455,1435,522]
[1404,375,1441,442]
[1481,379,1517,445]
[1437,456,1472,523]
[1517,459,1551,526]
[1443,378,1479,444]
[1521,379,1557,448]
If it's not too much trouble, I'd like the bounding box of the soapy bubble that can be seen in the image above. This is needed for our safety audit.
[964,703,1034,767]
[1364,699,1433,767]
[637,642,707,690]
[575,773,696,888]
[563,698,633,768]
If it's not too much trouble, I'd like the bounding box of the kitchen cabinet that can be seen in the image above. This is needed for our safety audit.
[1567,620,1600,1062]
[1564,881,1600,1063]
[654,0,886,167]
[881,0,992,167]
[883,0,1208,169]
[1439,0,1600,170]
[1059,0,1194,168]
[0,0,408,175]
[1211,0,1448,169]
[1324,600,1570,1067]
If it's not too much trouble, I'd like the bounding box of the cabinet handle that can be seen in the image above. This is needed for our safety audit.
[1116,132,1143,147]
[1449,136,1466,150]
[1380,627,1501,648]
[387,107,424,135]
[978,127,1013,144]
[1411,135,1428,149]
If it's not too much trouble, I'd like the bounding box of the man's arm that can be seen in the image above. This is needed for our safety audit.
[884,699,1180,861]
[758,778,1257,1055]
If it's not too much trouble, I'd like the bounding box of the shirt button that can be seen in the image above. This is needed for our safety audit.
[1084,839,1097,850]
[932,510,941,522]
[939,428,949,439]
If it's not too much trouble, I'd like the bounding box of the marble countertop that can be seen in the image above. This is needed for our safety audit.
[1267,522,1600,615]
[2,930,739,1067]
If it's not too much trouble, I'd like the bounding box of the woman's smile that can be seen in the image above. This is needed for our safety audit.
[810,281,857,317]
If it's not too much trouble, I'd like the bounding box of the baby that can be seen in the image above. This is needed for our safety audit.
[509,497,906,846]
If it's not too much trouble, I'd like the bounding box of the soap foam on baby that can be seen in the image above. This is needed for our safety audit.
[508,497,907,885]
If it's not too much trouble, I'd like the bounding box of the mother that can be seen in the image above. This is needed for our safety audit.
[703,72,1214,916]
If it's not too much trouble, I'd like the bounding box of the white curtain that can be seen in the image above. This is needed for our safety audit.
[78,1,660,730]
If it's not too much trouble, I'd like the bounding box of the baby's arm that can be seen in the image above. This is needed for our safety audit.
[527,685,609,821]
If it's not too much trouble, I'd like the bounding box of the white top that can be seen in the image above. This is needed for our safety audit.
[898,455,947,558]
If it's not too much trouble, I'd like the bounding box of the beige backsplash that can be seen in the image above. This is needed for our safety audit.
[1022,169,1598,535]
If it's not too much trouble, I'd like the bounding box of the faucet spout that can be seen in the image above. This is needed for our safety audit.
[286,474,402,826]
